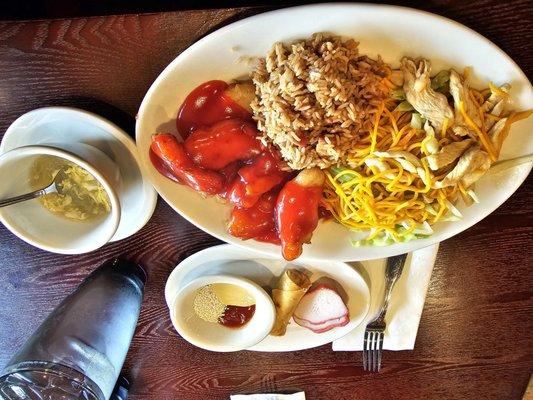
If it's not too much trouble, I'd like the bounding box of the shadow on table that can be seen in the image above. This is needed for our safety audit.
[43,97,136,140]
[199,6,268,39]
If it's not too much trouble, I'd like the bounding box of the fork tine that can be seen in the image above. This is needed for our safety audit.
[367,331,372,372]
[363,330,369,371]
[371,332,378,372]
[370,331,376,372]
[369,331,375,372]
[364,331,369,371]
[377,332,384,372]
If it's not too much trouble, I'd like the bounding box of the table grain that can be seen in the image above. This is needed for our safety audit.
[0,3,532,399]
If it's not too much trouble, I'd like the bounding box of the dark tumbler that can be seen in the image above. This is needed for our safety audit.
[0,258,146,400]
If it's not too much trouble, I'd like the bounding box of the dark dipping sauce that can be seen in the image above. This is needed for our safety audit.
[218,304,256,328]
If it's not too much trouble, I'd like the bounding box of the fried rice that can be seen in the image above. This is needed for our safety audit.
[251,33,391,169]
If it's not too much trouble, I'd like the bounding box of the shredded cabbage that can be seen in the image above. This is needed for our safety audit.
[394,101,414,112]
[390,88,406,100]
[430,70,451,93]
[321,63,532,248]
[410,113,425,129]
[350,222,432,247]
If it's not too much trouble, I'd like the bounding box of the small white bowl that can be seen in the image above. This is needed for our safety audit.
[1,106,158,242]
[170,275,275,352]
[0,144,121,254]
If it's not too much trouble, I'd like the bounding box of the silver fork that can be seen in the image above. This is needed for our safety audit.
[363,253,407,372]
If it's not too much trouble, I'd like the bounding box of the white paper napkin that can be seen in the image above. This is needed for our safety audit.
[231,393,306,400]
[332,244,439,351]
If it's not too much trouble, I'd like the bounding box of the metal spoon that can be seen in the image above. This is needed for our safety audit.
[0,167,68,208]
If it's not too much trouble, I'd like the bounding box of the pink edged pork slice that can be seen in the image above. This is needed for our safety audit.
[294,314,349,333]
[293,284,350,333]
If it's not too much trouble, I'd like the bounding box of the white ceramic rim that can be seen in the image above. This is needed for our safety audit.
[170,274,276,352]
[164,244,371,352]
[0,144,121,254]
[136,3,533,261]
[1,106,158,242]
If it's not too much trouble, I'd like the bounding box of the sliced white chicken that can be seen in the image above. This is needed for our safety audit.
[364,158,417,184]
[374,150,422,172]
[488,117,508,154]
[481,83,510,113]
[424,139,473,170]
[433,146,491,189]
[373,150,430,187]
[423,121,439,155]
[449,70,482,136]
[364,158,396,180]
[481,83,510,131]
[401,58,454,131]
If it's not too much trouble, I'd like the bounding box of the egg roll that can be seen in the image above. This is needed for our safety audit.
[270,269,311,336]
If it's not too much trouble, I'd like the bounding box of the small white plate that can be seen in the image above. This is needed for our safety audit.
[1,107,157,242]
[165,244,370,352]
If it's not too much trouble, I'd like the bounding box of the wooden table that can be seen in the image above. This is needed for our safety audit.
[0,3,531,399]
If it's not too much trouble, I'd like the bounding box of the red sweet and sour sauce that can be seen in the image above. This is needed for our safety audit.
[276,181,323,261]
[149,148,179,183]
[177,80,251,138]
[150,80,324,256]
